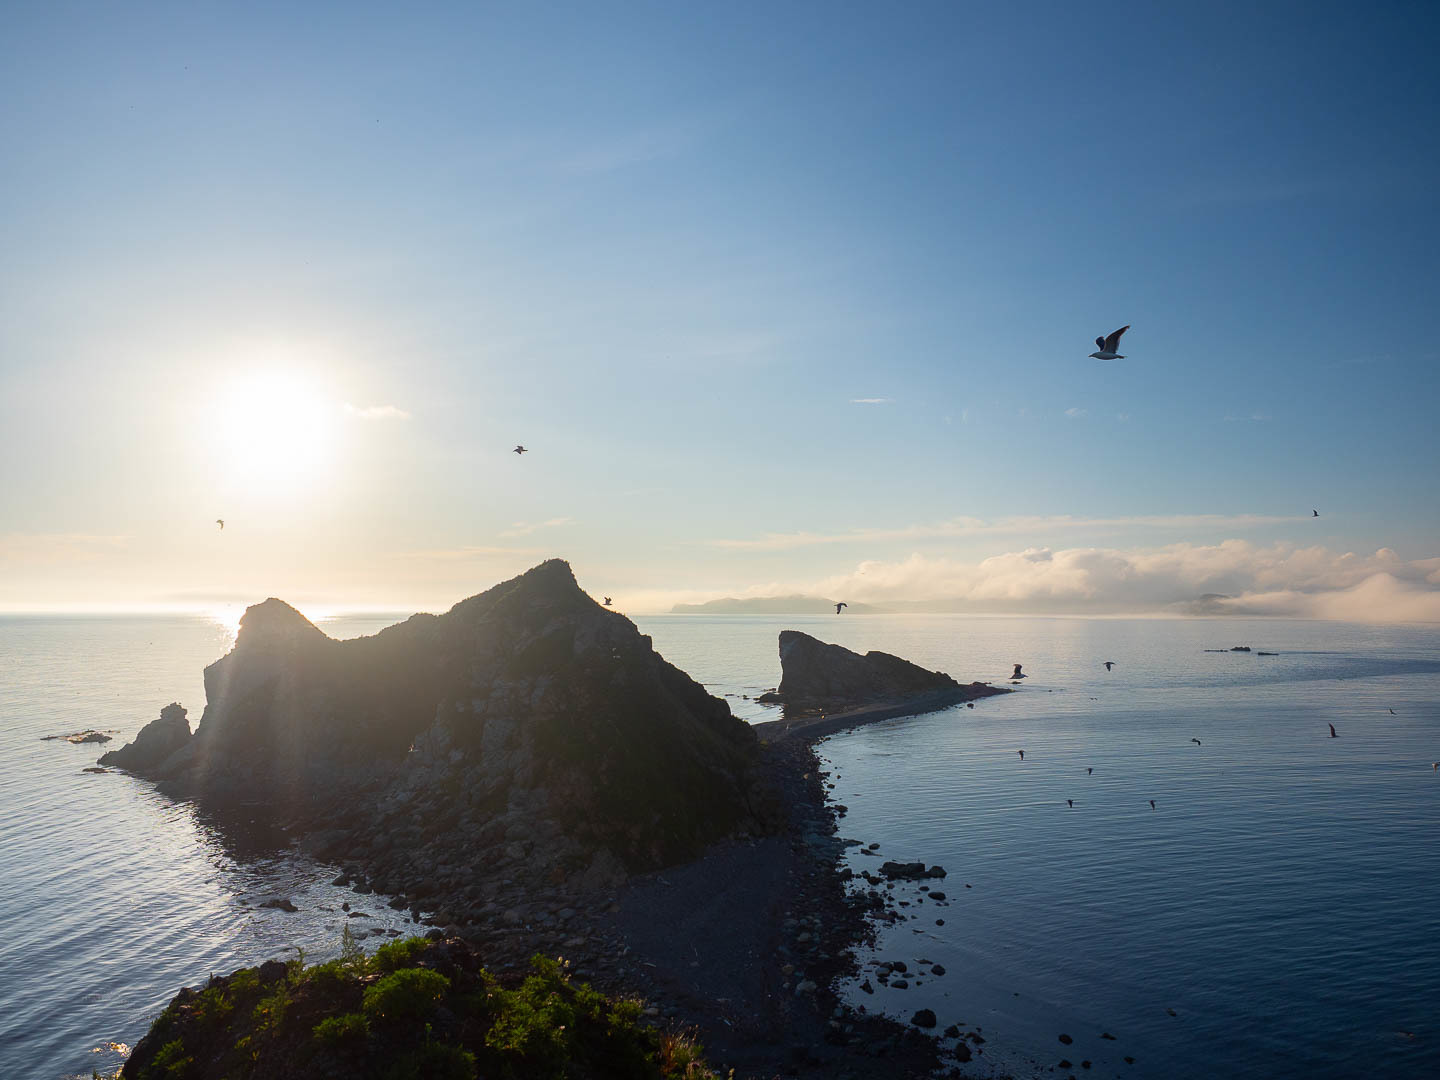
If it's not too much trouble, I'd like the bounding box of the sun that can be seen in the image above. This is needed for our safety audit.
[213,371,339,497]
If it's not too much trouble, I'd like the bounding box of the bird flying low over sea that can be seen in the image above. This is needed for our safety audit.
[1103,661,1116,671]
[1089,325,1130,360]
[1313,509,1319,517]
[215,519,224,530]
[835,602,847,614]
[1087,767,1094,774]
[1018,749,1025,761]
[513,445,528,455]
[1191,738,1202,745]
[1329,723,1338,738]
[1067,799,1074,808]
[1011,663,1026,679]
[1150,800,1156,809]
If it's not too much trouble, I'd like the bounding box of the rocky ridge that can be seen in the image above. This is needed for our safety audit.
[104,561,777,912]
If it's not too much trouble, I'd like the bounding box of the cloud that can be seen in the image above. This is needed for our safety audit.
[1064,407,1087,418]
[708,514,1302,551]
[499,517,574,538]
[779,541,1440,622]
[344,403,411,421]
[850,397,894,405]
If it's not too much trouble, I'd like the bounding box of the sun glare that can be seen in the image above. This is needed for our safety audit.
[213,371,338,497]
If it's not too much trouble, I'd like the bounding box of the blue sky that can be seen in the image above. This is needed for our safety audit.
[2,2,1438,617]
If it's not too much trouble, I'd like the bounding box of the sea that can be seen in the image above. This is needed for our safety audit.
[1,613,1438,1079]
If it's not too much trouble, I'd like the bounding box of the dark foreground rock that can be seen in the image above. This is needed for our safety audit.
[98,703,191,772]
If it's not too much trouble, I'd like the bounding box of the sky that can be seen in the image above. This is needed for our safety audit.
[2,1,1438,619]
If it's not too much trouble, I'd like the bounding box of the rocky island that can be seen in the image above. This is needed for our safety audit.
[754,629,1009,740]
[101,561,994,1078]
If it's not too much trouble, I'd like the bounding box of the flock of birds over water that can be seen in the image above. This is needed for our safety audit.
[997,660,1426,808]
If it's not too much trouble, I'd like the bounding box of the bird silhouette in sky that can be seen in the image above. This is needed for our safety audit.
[1089,325,1130,360]
[835,602,847,614]
[603,597,612,606]
[1329,723,1338,738]
[215,519,224,530]
[513,445,527,455]
[1313,509,1319,516]
[1103,661,1116,671]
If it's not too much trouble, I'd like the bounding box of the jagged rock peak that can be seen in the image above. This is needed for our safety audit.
[98,701,193,774]
[236,597,328,646]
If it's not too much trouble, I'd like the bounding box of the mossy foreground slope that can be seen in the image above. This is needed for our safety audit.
[122,935,719,1080]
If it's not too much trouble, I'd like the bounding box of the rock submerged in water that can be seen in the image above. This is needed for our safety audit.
[42,730,113,744]
[97,703,191,774]
[879,861,947,881]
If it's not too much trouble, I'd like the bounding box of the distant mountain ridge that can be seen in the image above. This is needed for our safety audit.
[671,595,884,614]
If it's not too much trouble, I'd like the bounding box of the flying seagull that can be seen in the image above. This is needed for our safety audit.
[1149,800,1156,809]
[603,597,612,606]
[1011,663,1026,679]
[1433,762,1438,772]
[513,445,528,455]
[1191,738,1202,745]
[1087,767,1093,774]
[1389,708,1395,715]
[835,602,847,614]
[1017,749,1025,761]
[1328,723,1338,738]
[1067,799,1074,808]
[1089,325,1130,360]
[1313,509,1319,517]
[1103,661,1116,671]
[215,519,224,530]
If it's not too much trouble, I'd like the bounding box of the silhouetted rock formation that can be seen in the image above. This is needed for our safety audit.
[144,560,773,898]
[758,631,970,709]
[752,631,1008,740]
[98,702,191,773]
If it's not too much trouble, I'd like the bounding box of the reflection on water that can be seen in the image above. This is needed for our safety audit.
[0,613,412,1080]
[639,614,1440,1080]
[3,612,1437,1079]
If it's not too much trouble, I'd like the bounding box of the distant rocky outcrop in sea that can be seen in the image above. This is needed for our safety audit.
[758,630,990,711]
[750,632,1009,744]
[671,595,884,614]
[98,702,191,772]
[124,560,776,900]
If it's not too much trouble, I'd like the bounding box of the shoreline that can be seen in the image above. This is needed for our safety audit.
[751,683,1011,743]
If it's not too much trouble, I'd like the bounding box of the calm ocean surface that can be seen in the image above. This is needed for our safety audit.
[2,613,1438,1079]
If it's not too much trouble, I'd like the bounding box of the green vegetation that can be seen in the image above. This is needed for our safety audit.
[122,936,722,1080]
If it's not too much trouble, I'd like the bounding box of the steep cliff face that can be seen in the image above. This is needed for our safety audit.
[153,560,768,886]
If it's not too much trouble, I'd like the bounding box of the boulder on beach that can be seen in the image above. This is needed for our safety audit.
[98,703,191,774]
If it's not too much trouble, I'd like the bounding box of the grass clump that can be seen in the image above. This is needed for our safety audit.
[362,967,450,1027]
